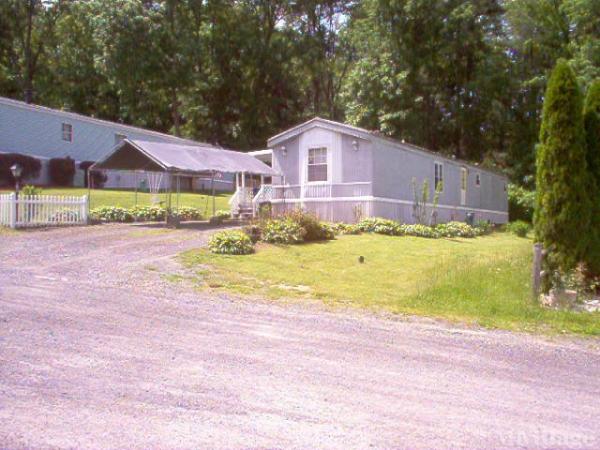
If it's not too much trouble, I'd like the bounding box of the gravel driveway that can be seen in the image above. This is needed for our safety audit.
[1,224,599,449]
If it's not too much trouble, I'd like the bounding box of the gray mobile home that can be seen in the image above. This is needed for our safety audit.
[248,118,508,224]
[0,96,234,191]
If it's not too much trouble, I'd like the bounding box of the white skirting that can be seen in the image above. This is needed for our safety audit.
[271,197,508,224]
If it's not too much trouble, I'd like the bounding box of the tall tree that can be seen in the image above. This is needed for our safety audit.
[583,80,600,275]
[534,60,590,280]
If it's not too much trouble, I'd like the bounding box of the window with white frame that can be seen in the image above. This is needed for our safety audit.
[475,173,481,187]
[115,133,127,145]
[62,123,73,142]
[434,162,443,191]
[307,147,328,182]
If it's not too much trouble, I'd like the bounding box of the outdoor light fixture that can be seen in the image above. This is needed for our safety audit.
[352,140,359,151]
[10,163,23,180]
[281,146,287,156]
[10,163,23,196]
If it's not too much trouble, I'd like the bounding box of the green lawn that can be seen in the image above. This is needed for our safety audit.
[182,232,600,335]
[1,187,231,211]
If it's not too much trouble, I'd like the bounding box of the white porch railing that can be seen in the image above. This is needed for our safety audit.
[0,194,88,228]
[271,182,372,200]
[229,187,254,215]
[252,184,273,215]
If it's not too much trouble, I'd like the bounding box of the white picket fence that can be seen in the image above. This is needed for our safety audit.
[0,194,88,229]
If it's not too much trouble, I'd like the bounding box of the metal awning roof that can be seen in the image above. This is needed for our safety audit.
[91,139,279,176]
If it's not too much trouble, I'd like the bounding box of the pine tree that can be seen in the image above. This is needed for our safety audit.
[583,80,600,275]
[534,60,591,282]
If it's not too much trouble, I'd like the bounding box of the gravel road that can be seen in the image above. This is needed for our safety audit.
[1,223,599,449]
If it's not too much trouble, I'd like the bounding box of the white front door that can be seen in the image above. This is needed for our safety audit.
[460,167,467,205]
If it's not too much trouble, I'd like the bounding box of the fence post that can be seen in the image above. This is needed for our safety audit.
[82,195,89,224]
[532,243,543,298]
[9,193,16,229]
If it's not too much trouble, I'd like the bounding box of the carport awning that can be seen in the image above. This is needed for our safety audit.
[91,139,279,176]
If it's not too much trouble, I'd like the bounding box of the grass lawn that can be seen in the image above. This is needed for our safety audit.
[1,187,231,211]
[182,232,600,336]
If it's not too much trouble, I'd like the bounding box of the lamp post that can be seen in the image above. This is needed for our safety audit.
[10,163,23,197]
[10,163,23,225]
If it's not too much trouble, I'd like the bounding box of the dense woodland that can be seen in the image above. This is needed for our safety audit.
[1,0,598,186]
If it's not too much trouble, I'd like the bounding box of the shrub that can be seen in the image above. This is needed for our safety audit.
[90,205,203,223]
[284,209,335,241]
[332,222,362,235]
[173,206,203,221]
[0,153,42,185]
[21,185,42,196]
[358,217,403,235]
[242,224,262,243]
[49,157,76,186]
[436,221,479,238]
[507,220,530,238]
[401,223,440,238]
[583,80,600,276]
[208,230,254,255]
[215,210,231,220]
[262,218,306,244]
[507,184,535,223]
[474,220,492,235]
[90,206,134,222]
[535,60,590,275]
[79,161,107,188]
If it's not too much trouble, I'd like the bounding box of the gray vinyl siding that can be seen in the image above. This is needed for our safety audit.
[271,135,300,185]
[371,139,507,213]
[0,101,188,163]
[341,134,373,183]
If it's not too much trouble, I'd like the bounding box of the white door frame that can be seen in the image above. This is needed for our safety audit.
[460,167,467,206]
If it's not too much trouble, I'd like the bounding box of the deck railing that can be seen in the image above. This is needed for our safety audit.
[270,182,372,200]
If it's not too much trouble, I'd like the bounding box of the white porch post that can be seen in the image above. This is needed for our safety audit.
[260,174,264,186]
[235,172,239,191]
[241,172,246,206]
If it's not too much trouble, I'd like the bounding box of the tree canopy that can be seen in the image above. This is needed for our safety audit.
[1,0,598,183]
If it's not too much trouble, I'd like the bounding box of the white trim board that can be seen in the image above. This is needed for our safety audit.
[270,195,508,216]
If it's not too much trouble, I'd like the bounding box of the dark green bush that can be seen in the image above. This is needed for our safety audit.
[507,220,530,238]
[242,224,262,243]
[284,209,335,241]
[507,184,535,222]
[262,218,306,244]
[208,230,254,255]
[49,157,76,186]
[358,217,404,235]
[332,223,362,235]
[79,161,107,188]
[436,221,479,238]
[0,153,42,186]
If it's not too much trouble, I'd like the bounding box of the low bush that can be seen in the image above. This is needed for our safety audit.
[506,220,530,238]
[21,185,42,196]
[401,223,440,238]
[91,206,134,222]
[474,220,493,235]
[284,210,335,241]
[242,224,262,243]
[90,205,203,223]
[208,230,254,255]
[49,157,76,186]
[358,217,404,236]
[262,218,306,244]
[436,221,479,238]
[215,210,231,219]
[332,222,362,235]
[174,206,203,221]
